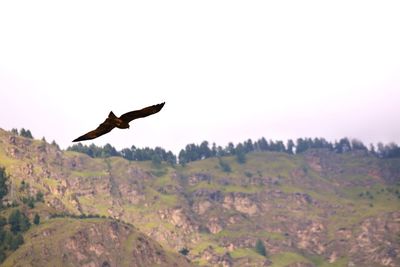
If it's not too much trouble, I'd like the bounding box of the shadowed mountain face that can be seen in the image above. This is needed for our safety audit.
[0,128,399,267]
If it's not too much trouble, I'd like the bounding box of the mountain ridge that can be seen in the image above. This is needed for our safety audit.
[0,128,399,266]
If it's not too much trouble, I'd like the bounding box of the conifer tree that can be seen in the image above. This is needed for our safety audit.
[255,239,267,256]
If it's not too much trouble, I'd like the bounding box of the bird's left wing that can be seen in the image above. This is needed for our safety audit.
[120,102,165,123]
[72,120,115,142]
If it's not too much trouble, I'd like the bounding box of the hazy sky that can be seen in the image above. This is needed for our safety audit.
[1,1,399,154]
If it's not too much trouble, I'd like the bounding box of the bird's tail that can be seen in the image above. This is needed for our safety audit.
[108,111,117,119]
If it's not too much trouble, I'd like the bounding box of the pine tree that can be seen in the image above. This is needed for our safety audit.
[36,191,44,202]
[235,144,246,164]
[0,167,8,201]
[10,233,24,251]
[151,154,162,167]
[34,214,40,225]
[286,139,295,154]
[20,213,31,232]
[19,128,33,139]
[255,239,267,256]
[8,210,21,233]
[219,158,231,173]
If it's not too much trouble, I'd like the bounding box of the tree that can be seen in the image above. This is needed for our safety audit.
[226,142,236,155]
[219,158,231,173]
[51,140,60,149]
[351,139,367,150]
[19,128,33,139]
[33,214,40,225]
[101,143,119,157]
[199,141,211,159]
[211,143,217,157]
[179,247,190,256]
[8,209,21,233]
[244,139,254,153]
[0,217,7,228]
[0,167,8,201]
[235,144,246,164]
[275,140,286,152]
[151,154,162,167]
[296,138,309,153]
[286,139,295,154]
[255,239,267,257]
[26,197,35,209]
[9,233,24,251]
[335,138,351,153]
[121,148,133,161]
[165,151,177,166]
[0,250,5,263]
[8,210,30,233]
[36,191,44,202]
[178,149,187,166]
[257,137,269,151]
[19,213,31,232]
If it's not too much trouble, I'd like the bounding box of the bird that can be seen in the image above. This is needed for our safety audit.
[72,102,165,142]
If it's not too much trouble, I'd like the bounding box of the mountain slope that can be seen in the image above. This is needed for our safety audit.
[0,128,399,267]
[1,218,192,267]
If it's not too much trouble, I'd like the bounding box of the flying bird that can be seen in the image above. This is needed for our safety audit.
[73,102,165,142]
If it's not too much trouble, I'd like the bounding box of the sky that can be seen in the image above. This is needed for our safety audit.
[1,1,399,154]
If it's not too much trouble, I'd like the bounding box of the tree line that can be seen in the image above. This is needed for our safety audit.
[67,143,177,165]
[10,128,33,139]
[10,128,400,163]
[66,137,400,165]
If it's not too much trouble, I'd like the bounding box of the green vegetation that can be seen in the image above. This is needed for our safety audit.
[269,252,311,267]
[16,128,33,139]
[255,239,267,257]
[218,158,231,173]
[33,214,40,225]
[0,208,32,263]
[68,143,177,165]
[178,247,189,256]
[230,247,265,260]
[308,254,349,267]
[0,167,8,205]
[1,128,400,267]
[67,134,400,168]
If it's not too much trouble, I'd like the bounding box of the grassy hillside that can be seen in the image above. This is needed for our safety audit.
[0,128,399,266]
[1,217,192,267]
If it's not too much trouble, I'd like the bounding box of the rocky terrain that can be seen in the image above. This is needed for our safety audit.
[0,128,399,266]
[1,218,192,267]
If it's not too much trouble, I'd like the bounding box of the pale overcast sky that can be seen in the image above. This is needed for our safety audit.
[1,1,399,154]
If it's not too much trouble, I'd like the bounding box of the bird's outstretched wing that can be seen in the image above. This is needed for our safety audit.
[120,102,165,123]
[73,119,115,142]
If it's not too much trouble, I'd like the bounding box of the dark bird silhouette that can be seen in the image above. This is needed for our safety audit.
[73,102,165,142]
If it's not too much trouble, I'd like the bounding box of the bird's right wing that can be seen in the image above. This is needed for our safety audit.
[72,119,115,142]
[120,102,165,123]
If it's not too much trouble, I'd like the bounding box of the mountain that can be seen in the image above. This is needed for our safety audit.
[1,218,192,267]
[0,128,399,267]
